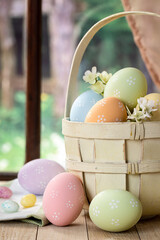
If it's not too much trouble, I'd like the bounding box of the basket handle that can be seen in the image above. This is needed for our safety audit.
[64,11,160,118]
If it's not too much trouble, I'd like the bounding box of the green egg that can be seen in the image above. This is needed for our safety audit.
[89,190,142,232]
[104,67,147,110]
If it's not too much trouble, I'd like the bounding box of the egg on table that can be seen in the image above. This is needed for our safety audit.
[18,159,65,195]
[0,186,12,199]
[104,67,147,110]
[21,194,37,208]
[145,93,160,121]
[70,90,103,122]
[89,189,142,232]
[1,200,19,213]
[85,97,127,123]
[43,172,85,226]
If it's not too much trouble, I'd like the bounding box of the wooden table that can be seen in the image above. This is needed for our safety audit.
[0,210,160,240]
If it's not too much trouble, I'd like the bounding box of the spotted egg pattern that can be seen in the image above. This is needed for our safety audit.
[52,212,60,221]
[93,206,100,216]
[109,200,120,209]
[70,90,103,122]
[1,200,19,213]
[126,76,136,86]
[111,219,120,226]
[43,172,85,226]
[104,67,147,110]
[50,190,59,199]
[89,190,142,232]
[85,97,127,123]
[18,159,65,195]
[113,89,121,98]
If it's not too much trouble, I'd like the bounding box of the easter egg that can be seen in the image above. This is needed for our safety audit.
[89,190,142,232]
[20,194,36,208]
[104,67,147,110]
[0,186,12,199]
[145,93,160,120]
[70,90,103,122]
[1,200,19,213]
[43,172,85,226]
[18,159,65,195]
[85,97,127,123]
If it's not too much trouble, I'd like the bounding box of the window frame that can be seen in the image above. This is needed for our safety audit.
[0,0,42,180]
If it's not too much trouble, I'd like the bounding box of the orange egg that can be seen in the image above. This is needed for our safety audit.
[85,97,127,123]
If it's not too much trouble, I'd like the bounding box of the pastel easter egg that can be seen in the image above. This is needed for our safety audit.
[1,200,19,213]
[0,186,12,199]
[104,67,147,110]
[21,194,36,208]
[145,93,160,120]
[89,190,142,232]
[43,172,85,226]
[18,159,65,195]
[85,97,127,123]
[70,90,103,122]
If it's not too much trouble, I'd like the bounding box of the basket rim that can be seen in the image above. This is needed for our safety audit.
[62,118,160,140]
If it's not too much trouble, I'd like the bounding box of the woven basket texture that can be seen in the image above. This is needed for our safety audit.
[62,11,160,216]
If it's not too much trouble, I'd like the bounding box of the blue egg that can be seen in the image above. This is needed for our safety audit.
[70,90,103,122]
[1,200,19,213]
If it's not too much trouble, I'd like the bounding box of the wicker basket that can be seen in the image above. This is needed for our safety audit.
[62,11,160,217]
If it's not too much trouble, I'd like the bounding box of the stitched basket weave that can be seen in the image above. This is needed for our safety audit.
[62,11,160,216]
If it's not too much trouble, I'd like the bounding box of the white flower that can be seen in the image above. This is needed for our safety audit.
[83,66,97,84]
[83,66,112,96]
[127,108,149,123]
[127,97,158,122]
[137,97,157,114]
[99,71,112,84]
[90,81,105,95]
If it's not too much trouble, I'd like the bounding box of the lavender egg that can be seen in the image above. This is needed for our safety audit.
[18,159,65,195]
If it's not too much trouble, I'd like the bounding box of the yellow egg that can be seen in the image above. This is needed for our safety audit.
[145,93,160,121]
[20,194,36,208]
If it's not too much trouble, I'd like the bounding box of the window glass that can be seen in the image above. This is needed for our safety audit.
[0,0,156,173]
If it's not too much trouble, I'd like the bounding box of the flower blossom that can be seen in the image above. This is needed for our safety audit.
[127,108,149,123]
[137,97,157,114]
[83,66,97,84]
[90,81,105,95]
[127,97,158,122]
[99,71,112,84]
[83,66,112,96]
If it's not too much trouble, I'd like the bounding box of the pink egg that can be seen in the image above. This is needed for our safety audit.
[0,186,12,199]
[43,172,85,226]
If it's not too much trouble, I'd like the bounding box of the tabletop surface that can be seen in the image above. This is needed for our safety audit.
[0,210,160,240]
